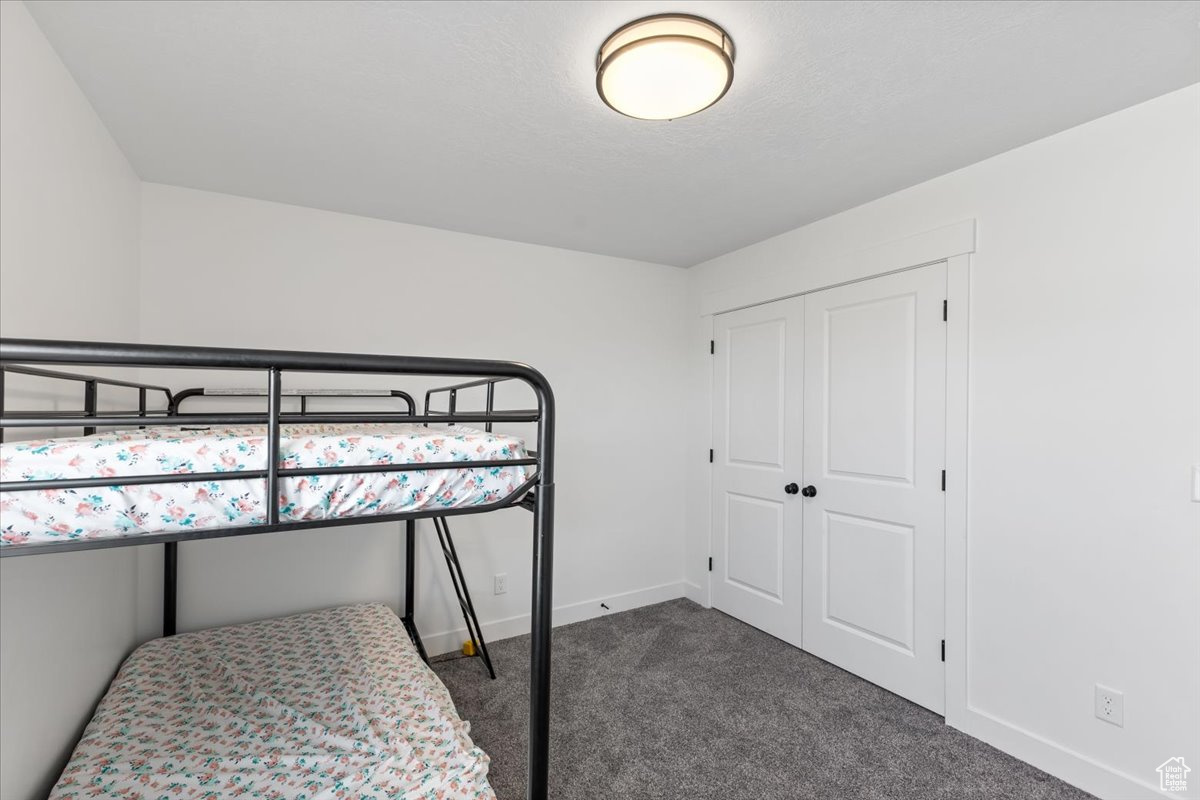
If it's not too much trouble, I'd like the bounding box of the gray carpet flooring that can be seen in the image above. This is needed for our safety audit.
[432,599,1094,800]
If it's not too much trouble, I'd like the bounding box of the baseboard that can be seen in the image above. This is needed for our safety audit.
[953,706,1174,800]
[422,580,686,656]
[683,579,707,607]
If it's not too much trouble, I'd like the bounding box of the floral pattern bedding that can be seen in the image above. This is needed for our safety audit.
[0,424,530,547]
[50,604,495,799]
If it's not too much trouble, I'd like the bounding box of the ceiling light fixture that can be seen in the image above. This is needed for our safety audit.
[596,14,735,121]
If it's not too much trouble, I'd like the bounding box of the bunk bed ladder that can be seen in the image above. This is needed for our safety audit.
[433,515,497,679]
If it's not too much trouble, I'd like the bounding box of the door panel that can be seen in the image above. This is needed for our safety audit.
[826,294,915,483]
[711,297,804,647]
[824,512,914,652]
[802,262,947,713]
[727,321,785,467]
[726,494,784,599]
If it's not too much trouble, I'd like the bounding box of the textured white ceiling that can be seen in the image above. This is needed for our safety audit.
[25,0,1200,266]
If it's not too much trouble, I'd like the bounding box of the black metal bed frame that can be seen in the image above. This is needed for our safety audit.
[0,337,556,800]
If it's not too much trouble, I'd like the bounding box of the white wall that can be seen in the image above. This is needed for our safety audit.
[685,85,1200,799]
[137,183,690,653]
[0,3,143,799]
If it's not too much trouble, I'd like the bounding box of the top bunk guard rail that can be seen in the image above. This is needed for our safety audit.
[0,363,175,397]
[0,337,556,800]
[0,411,540,428]
[425,376,514,432]
[0,363,174,442]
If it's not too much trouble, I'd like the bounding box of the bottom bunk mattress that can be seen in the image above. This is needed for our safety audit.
[51,604,495,800]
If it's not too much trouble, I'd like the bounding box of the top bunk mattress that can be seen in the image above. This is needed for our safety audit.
[0,423,529,548]
[50,603,495,799]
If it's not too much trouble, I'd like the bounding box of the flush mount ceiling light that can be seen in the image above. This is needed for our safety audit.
[596,14,735,121]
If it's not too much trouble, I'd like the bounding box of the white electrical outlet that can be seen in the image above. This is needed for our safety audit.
[1095,684,1124,727]
[493,573,508,595]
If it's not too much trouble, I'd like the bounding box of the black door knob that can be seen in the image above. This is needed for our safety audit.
[784,483,799,495]
[801,485,817,497]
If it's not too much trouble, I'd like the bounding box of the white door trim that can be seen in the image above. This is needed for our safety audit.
[700,219,976,317]
[943,252,971,730]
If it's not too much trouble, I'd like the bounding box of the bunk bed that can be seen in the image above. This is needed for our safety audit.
[0,338,556,800]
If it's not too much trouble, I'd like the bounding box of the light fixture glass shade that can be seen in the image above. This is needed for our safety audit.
[596,14,734,121]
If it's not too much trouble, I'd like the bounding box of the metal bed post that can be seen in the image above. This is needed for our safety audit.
[83,379,97,437]
[265,368,282,526]
[163,390,178,637]
[381,388,424,662]
[403,519,427,661]
[163,542,177,637]
[528,376,556,800]
[485,381,495,433]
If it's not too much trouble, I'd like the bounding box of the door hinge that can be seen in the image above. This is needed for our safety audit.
[708,557,713,572]
[941,639,946,662]
[708,448,714,463]
[710,339,715,355]
[943,300,948,322]
[941,470,946,491]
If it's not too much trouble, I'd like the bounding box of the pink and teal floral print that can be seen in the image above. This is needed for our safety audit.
[0,424,530,546]
[51,604,495,799]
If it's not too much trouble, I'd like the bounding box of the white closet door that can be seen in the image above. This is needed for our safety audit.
[711,296,805,647]
[801,262,947,713]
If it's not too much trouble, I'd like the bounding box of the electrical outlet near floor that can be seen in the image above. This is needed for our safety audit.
[1095,684,1124,727]
[493,573,508,595]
